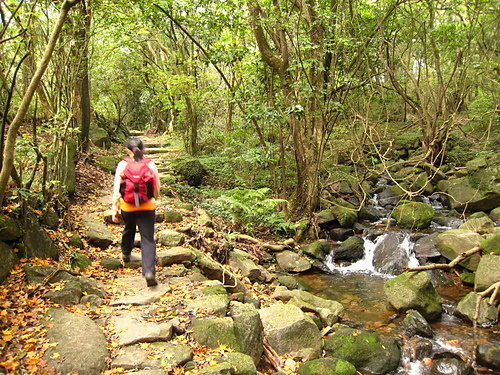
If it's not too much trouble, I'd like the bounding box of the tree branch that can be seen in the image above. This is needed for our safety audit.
[405,246,481,272]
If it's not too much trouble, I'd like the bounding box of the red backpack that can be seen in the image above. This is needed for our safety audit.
[119,157,156,207]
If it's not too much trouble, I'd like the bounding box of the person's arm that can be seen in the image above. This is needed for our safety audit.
[111,160,127,222]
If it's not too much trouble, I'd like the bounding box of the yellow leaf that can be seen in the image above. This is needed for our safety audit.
[51,352,60,359]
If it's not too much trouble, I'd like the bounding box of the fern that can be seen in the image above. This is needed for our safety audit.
[206,187,293,234]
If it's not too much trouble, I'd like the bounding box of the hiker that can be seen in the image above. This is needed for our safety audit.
[111,138,160,287]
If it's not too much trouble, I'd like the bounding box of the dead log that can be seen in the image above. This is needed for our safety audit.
[236,234,291,252]
[263,336,283,372]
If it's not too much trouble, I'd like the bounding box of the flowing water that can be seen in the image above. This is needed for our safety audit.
[297,219,500,374]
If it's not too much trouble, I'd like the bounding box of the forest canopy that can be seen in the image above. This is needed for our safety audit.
[0,0,499,216]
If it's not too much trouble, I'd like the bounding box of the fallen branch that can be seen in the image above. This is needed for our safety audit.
[473,281,500,364]
[235,234,294,252]
[263,336,283,372]
[405,246,481,272]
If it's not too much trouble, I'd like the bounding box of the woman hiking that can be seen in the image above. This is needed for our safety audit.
[111,138,160,287]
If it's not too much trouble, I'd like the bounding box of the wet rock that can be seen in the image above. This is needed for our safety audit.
[400,309,433,338]
[332,236,364,263]
[373,233,411,275]
[324,327,401,374]
[413,233,440,258]
[476,344,500,369]
[326,228,354,241]
[403,336,433,361]
[431,352,473,375]
[454,292,498,326]
[391,201,434,229]
[384,271,443,321]
[302,239,331,261]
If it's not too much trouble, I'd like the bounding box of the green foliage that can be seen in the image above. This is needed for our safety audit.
[202,187,294,235]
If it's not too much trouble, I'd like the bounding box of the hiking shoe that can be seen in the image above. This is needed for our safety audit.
[122,254,130,262]
[145,272,157,287]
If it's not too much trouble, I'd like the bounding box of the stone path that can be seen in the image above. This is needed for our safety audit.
[42,132,253,374]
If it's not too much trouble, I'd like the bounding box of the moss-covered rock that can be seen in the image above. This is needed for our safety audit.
[94,155,118,174]
[298,358,356,375]
[434,229,482,271]
[384,271,443,321]
[324,328,401,374]
[481,232,500,255]
[391,201,434,229]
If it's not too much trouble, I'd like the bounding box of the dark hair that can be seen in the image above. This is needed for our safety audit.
[127,138,145,161]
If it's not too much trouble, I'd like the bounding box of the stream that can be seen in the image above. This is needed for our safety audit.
[296,195,500,374]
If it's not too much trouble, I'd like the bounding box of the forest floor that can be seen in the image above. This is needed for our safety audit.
[0,140,278,375]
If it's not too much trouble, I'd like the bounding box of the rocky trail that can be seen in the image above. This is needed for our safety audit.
[1,132,283,375]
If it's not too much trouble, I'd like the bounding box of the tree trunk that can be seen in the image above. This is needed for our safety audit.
[78,1,92,152]
[0,0,82,205]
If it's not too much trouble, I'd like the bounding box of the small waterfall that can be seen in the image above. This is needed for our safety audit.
[325,232,419,276]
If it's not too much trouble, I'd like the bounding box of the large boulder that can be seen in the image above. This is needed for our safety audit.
[298,358,356,375]
[434,229,482,271]
[302,239,331,261]
[372,232,412,275]
[454,292,498,326]
[0,241,18,284]
[317,205,357,229]
[384,271,443,321]
[443,164,500,212]
[259,304,322,361]
[157,229,185,247]
[391,201,434,229]
[275,250,311,273]
[476,344,500,370]
[324,328,401,374]
[272,286,345,325]
[228,302,264,365]
[175,159,207,187]
[474,254,500,292]
[191,317,241,351]
[0,214,23,241]
[332,236,364,263]
[459,213,494,234]
[481,232,500,255]
[43,308,108,375]
[19,212,59,259]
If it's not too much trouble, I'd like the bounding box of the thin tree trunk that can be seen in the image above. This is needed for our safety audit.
[0,0,81,205]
